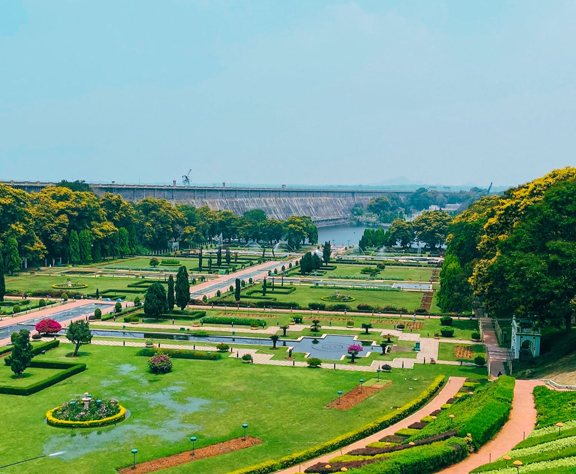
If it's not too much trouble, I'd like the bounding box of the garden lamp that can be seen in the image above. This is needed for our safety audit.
[449,414,455,425]
[359,379,364,393]
[513,460,523,473]
[131,449,138,469]
[503,455,511,468]
[376,368,381,382]
[190,436,197,456]
[242,423,249,440]
[431,416,437,424]
[337,390,343,404]
[556,422,564,435]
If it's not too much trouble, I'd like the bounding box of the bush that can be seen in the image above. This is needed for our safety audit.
[441,328,455,337]
[39,299,46,307]
[115,302,122,313]
[474,355,486,366]
[201,316,266,327]
[242,354,252,361]
[35,319,62,335]
[308,303,326,311]
[440,316,453,326]
[292,316,303,324]
[347,320,355,327]
[12,305,21,314]
[216,343,230,352]
[123,315,139,323]
[94,308,102,320]
[307,358,322,368]
[357,303,373,311]
[148,354,173,374]
[134,296,141,306]
[137,348,222,361]
[62,293,68,301]
[216,290,221,297]
[471,332,481,341]
[415,308,428,314]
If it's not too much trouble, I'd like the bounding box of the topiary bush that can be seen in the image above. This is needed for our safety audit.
[94,308,102,320]
[307,358,322,368]
[474,355,486,366]
[39,299,47,307]
[440,316,453,326]
[115,302,122,313]
[441,328,455,337]
[216,343,230,352]
[35,318,62,336]
[148,353,173,374]
[12,305,21,314]
[471,332,481,341]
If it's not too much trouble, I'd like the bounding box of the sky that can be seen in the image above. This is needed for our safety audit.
[1,0,575,188]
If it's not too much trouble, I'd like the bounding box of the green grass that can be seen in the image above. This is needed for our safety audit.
[289,264,434,282]
[0,345,484,474]
[0,365,62,387]
[438,343,486,362]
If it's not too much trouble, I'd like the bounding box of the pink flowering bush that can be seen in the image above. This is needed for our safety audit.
[347,344,363,363]
[53,397,120,422]
[148,353,173,374]
[35,318,62,335]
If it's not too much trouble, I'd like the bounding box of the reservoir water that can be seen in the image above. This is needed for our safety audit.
[318,225,388,247]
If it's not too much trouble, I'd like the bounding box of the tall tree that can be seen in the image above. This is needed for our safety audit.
[217,247,222,267]
[167,275,175,312]
[118,227,130,258]
[412,211,452,249]
[322,241,332,265]
[225,248,231,265]
[79,230,92,263]
[198,248,203,271]
[10,329,33,377]
[175,266,190,311]
[66,320,93,357]
[0,254,5,302]
[235,278,241,302]
[144,282,168,319]
[436,255,472,314]
[68,230,80,264]
[262,278,267,296]
[4,237,21,275]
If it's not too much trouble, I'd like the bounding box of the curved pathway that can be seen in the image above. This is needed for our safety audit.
[437,379,544,474]
[274,376,466,474]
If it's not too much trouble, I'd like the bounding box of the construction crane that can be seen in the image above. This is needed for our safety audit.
[182,169,192,186]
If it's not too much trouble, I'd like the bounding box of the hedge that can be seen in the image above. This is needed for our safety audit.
[0,359,87,396]
[201,316,266,327]
[222,376,446,474]
[4,340,60,366]
[136,348,222,360]
[346,437,469,474]
[47,404,127,428]
[141,311,206,321]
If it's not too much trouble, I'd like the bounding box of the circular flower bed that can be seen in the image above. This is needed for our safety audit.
[51,282,89,289]
[321,292,356,302]
[47,396,126,428]
[148,353,173,374]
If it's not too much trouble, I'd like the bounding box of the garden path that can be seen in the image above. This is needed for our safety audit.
[480,318,507,377]
[274,377,467,474]
[437,379,544,474]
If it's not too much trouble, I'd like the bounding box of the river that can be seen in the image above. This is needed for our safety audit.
[317,225,381,247]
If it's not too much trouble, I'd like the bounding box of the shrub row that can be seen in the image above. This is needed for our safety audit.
[0,359,86,396]
[201,316,266,327]
[136,348,222,360]
[141,311,207,321]
[222,376,446,474]
[47,404,127,428]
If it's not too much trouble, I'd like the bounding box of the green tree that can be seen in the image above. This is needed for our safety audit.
[118,227,130,258]
[387,219,414,248]
[412,211,452,249]
[208,256,213,270]
[198,248,203,271]
[4,237,21,275]
[322,241,332,265]
[0,254,5,302]
[167,275,175,312]
[79,230,92,263]
[437,255,472,314]
[262,278,267,296]
[270,334,280,349]
[10,329,33,377]
[150,257,159,267]
[234,278,241,302]
[217,247,222,267]
[68,230,80,264]
[144,282,168,319]
[361,323,373,334]
[225,248,231,265]
[136,197,185,250]
[175,266,190,311]
[66,320,93,357]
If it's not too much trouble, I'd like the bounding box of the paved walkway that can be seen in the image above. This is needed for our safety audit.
[480,318,507,377]
[275,377,467,474]
[438,379,544,474]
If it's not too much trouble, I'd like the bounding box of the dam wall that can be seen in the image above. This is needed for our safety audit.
[3,181,420,224]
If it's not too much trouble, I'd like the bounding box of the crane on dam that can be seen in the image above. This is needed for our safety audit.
[182,169,192,186]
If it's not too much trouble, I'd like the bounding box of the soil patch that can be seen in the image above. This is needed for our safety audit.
[117,436,262,474]
[454,346,474,359]
[404,321,422,330]
[326,381,391,411]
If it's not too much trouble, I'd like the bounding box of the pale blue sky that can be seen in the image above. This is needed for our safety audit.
[1,1,575,187]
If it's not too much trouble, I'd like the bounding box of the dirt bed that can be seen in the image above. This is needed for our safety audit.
[326,382,391,411]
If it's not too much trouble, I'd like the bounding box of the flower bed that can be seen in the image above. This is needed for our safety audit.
[51,282,89,289]
[47,398,126,428]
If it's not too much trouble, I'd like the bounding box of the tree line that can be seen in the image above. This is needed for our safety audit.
[0,183,318,267]
[437,167,576,332]
[359,210,453,250]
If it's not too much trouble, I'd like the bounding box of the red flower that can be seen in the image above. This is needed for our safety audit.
[35,318,62,335]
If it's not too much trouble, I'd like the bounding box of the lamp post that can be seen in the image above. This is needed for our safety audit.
[556,422,564,435]
[190,436,197,456]
[377,368,381,382]
[513,460,523,473]
[449,414,455,425]
[431,415,437,424]
[503,455,511,468]
[242,423,249,441]
[359,379,364,393]
[337,390,343,405]
[131,449,138,470]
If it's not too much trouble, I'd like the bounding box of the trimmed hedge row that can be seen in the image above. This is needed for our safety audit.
[137,348,222,360]
[222,376,446,474]
[201,316,266,327]
[4,340,60,366]
[47,404,127,428]
[0,359,87,396]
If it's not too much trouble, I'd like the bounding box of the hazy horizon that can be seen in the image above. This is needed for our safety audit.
[2,1,575,188]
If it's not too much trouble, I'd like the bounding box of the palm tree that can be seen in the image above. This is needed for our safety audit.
[361,323,373,335]
[270,335,280,349]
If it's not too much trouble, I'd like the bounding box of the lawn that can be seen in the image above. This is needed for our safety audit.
[0,344,484,474]
[223,283,425,311]
[0,365,62,387]
[438,343,486,362]
[290,264,434,282]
